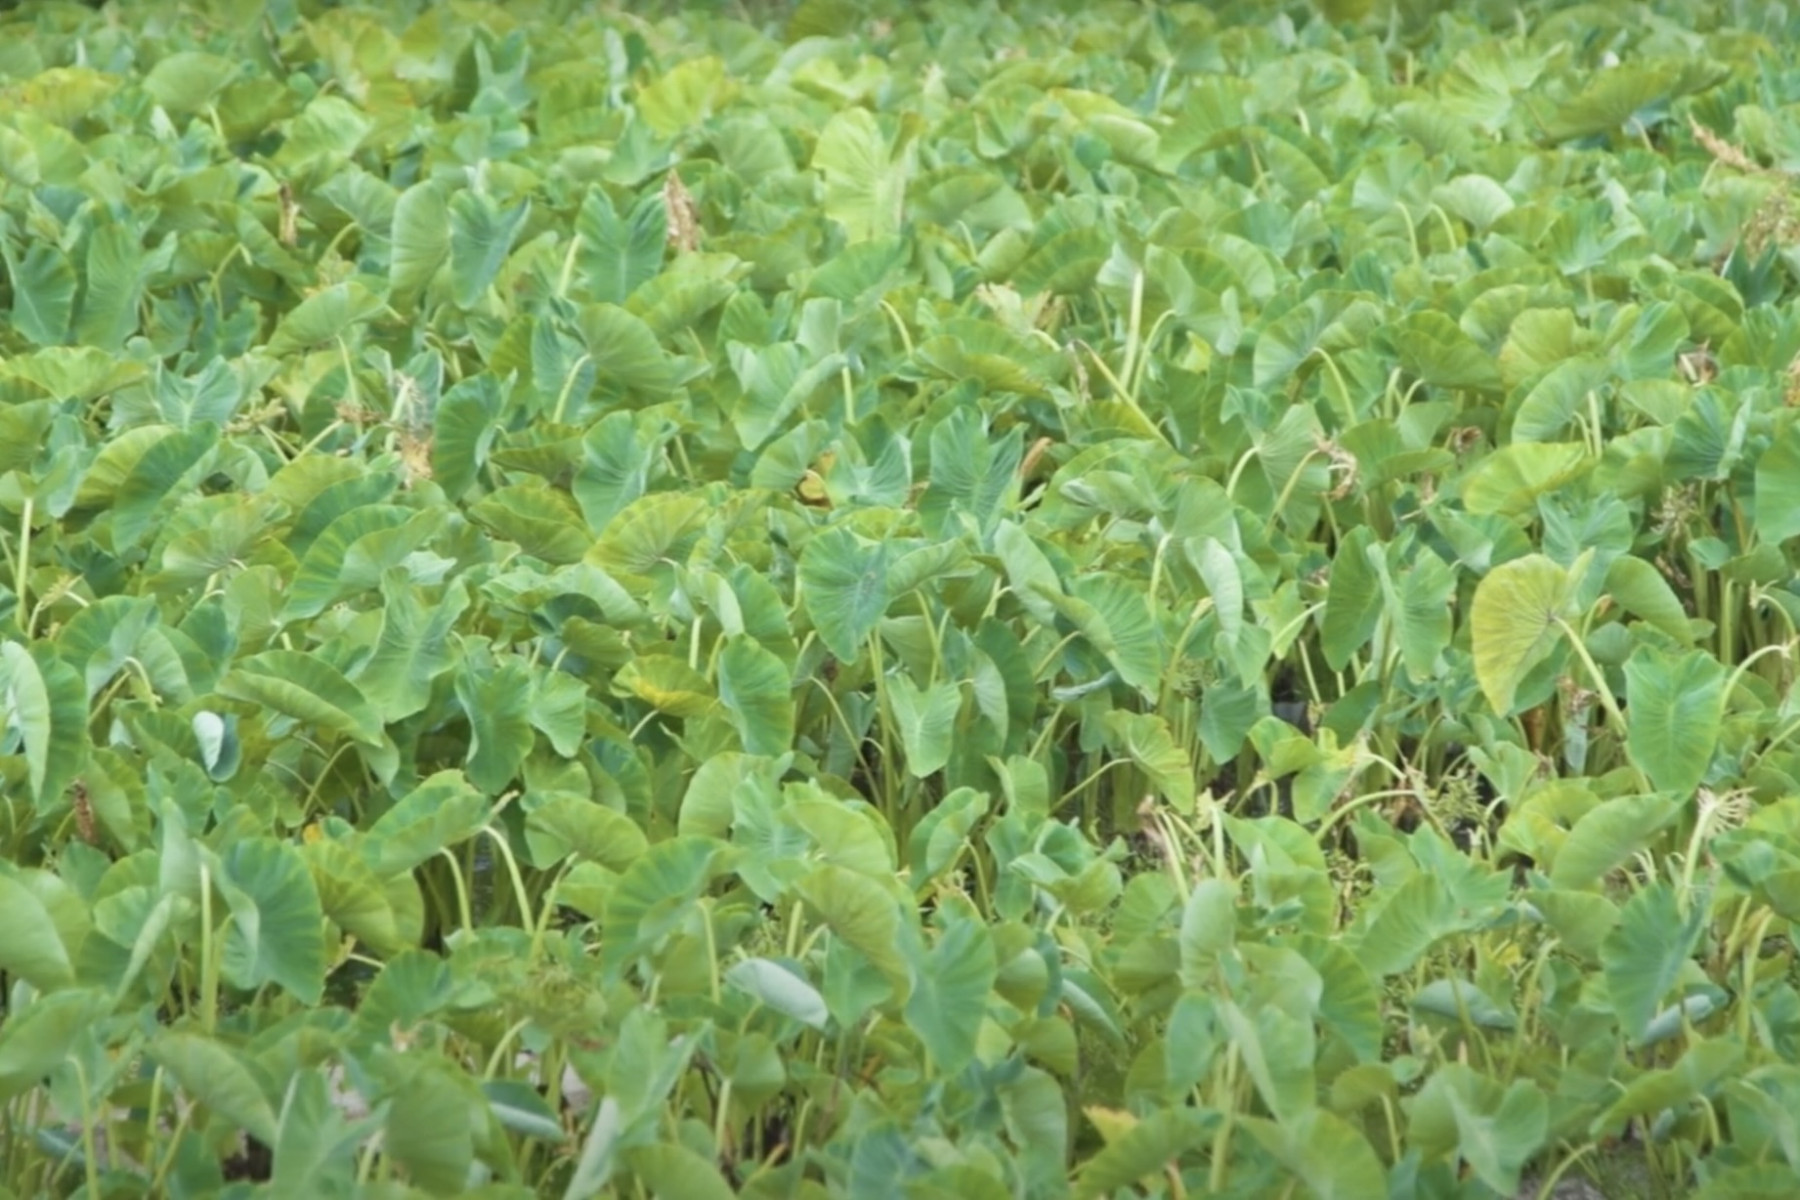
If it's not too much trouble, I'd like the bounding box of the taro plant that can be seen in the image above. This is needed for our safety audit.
[3,0,1800,1197]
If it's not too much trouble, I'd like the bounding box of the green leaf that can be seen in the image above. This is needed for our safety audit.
[1603,880,1707,1043]
[799,527,891,664]
[152,1032,280,1146]
[391,181,451,303]
[1405,1064,1547,1195]
[217,837,327,1005]
[1605,555,1693,643]
[0,990,108,1102]
[1550,793,1682,891]
[796,863,911,999]
[264,282,384,356]
[1755,422,1800,545]
[576,187,665,305]
[625,1143,737,1200]
[602,836,726,974]
[716,636,795,758]
[814,107,908,242]
[724,957,829,1030]
[449,190,530,308]
[1470,554,1575,715]
[218,650,384,747]
[1102,710,1196,813]
[1,641,87,804]
[1072,1108,1213,1200]
[0,871,75,991]
[902,912,997,1074]
[362,770,488,878]
[2,238,75,346]
[456,655,536,794]
[358,575,469,722]
[885,674,961,778]
[1624,645,1725,795]
[523,796,648,871]
[1321,526,1381,670]
[1243,1109,1387,1200]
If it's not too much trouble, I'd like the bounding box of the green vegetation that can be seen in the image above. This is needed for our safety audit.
[2,0,1800,1195]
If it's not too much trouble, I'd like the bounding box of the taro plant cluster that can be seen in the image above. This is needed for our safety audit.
[3,0,1800,1196]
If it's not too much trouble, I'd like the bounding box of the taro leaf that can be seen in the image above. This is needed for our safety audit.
[1353,873,1469,977]
[575,187,665,305]
[814,107,908,242]
[76,217,156,352]
[618,656,716,718]
[151,1032,280,1146]
[455,655,536,794]
[885,673,961,778]
[470,482,590,564]
[1289,934,1384,1064]
[717,637,794,757]
[902,911,998,1075]
[1178,878,1236,986]
[524,796,648,871]
[0,871,75,991]
[383,1056,477,1194]
[1604,555,1693,644]
[601,836,727,975]
[1754,422,1800,545]
[994,521,1064,626]
[1603,879,1708,1044]
[304,837,406,954]
[362,770,488,878]
[1413,978,1516,1029]
[264,282,384,356]
[574,411,655,534]
[1461,442,1589,516]
[143,50,238,113]
[725,340,845,451]
[1321,525,1381,670]
[1623,645,1725,796]
[218,651,384,747]
[391,180,451,303]
[1405,1063,1547,1196]
[0,641,86,804]
[725,957,829,1030]
[1470,553,1575,715]
[1512,356,1610,444]
[113,422,219,551]
[359,575,469,722]
[1101,710,1196,813]
[270,1069,372,1196]
[1242,1109,1387,1200]
[448,190,530,308]
[2,238,75,345]
[431,373,502,500]
[588,491,708,581]
[283,504,415,618]
[1049,574,1162,696]
[1219,997,1316,1123]
[624,1143,737,1200]
[800,526,891,664]
[796,863,911,999]
[906,787,989,889]
[1545,59,1727,141]
[1071,1107,1213,1200]
[1389,311,1502,392]
[0,988,107,1102]
[1595,1038,1743,1136]
[1549,793,1681,892]
[483,1078,565,1142]
[217,837,327,1005]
